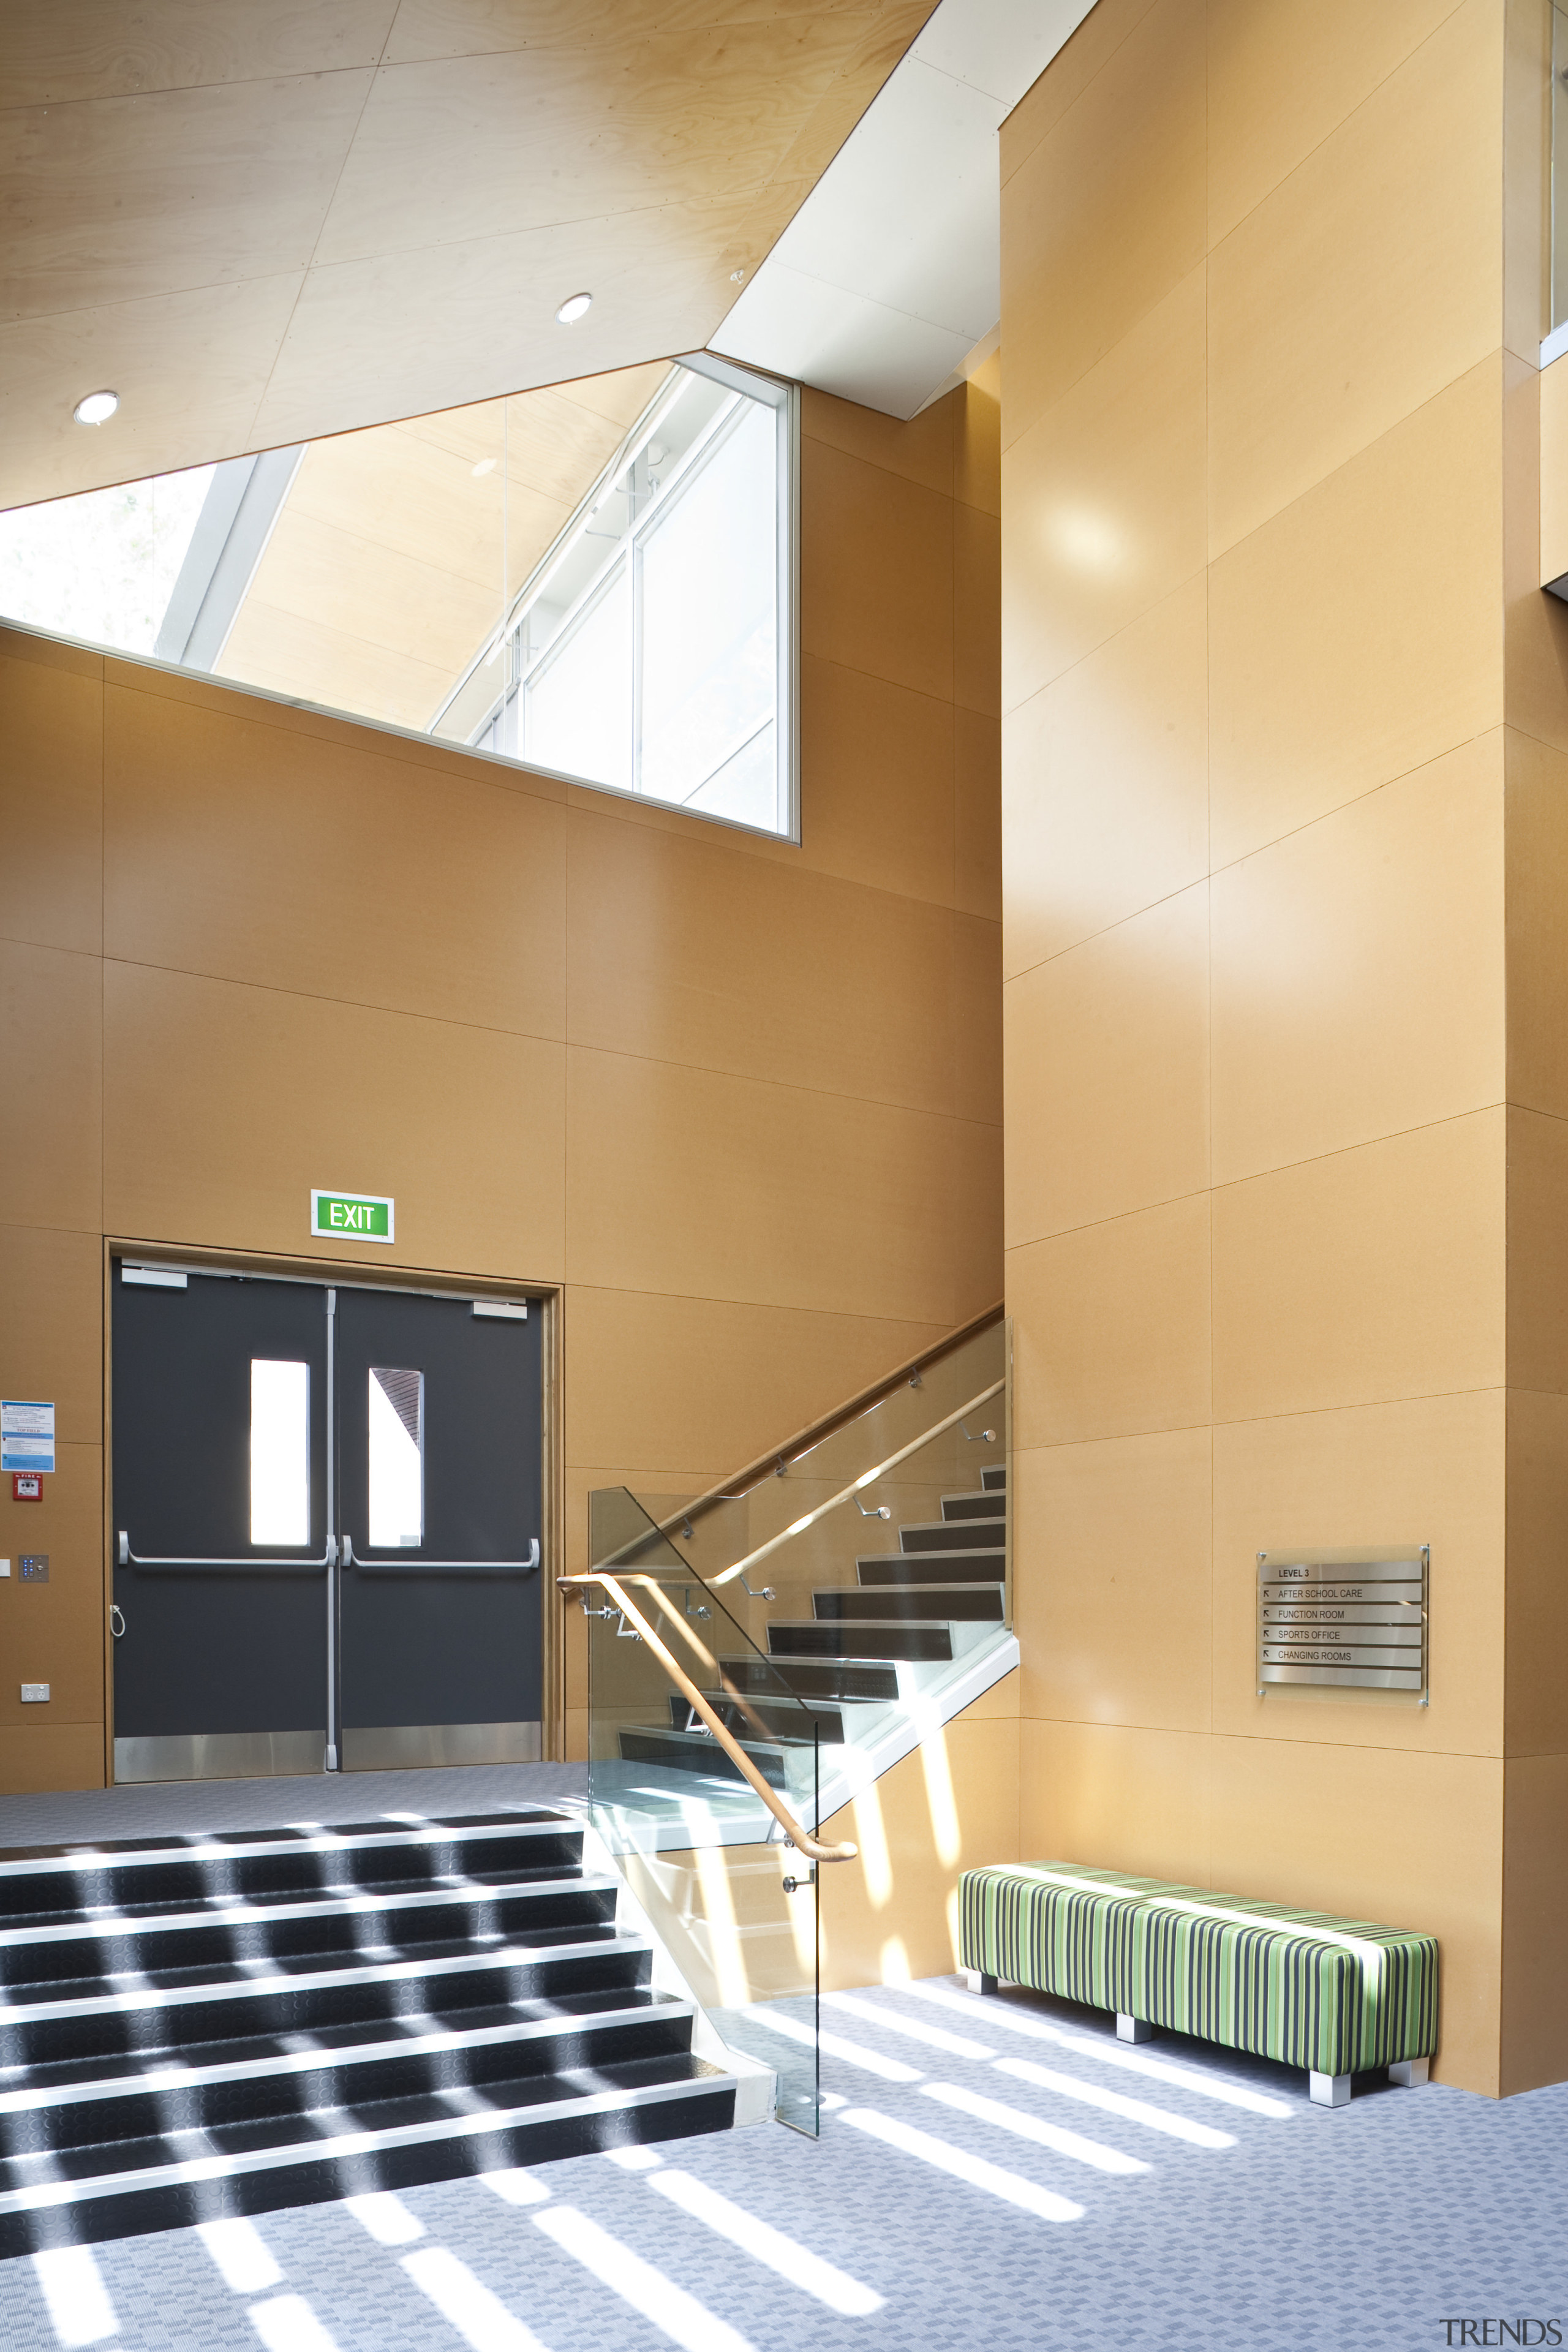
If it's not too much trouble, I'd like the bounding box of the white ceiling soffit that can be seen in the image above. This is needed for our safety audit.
[710,0,1096,419]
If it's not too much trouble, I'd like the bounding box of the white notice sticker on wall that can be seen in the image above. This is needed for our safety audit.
[1,1401,55,1474]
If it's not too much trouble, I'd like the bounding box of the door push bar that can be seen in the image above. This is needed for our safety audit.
[118,1532,339,1569]
[341,1535,540,1572]
[117,1532,540,1573]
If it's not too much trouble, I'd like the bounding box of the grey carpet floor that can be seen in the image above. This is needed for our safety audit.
[1,1965,1562,2352]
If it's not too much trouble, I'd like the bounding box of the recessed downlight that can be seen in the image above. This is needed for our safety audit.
[555,292,592,325]
[72,389,119,426]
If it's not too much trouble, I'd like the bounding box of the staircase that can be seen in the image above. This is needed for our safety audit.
[0,1808,743,2256]
[617,1464,1007,1791]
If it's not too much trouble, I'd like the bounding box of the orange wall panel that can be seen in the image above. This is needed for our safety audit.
[0,377,1003,1793]
[1000,0,1554,2094]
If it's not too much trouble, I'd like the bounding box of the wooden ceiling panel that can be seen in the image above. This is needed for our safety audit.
[380,0,884,66]
[1,74,374,320]
[0,0,932,508]
[246,199,758,450]
[312,15,889,268]
[0,274,304,510]
[0,1,398,108]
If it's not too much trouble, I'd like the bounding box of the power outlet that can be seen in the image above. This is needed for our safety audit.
[20,1684,49,1703]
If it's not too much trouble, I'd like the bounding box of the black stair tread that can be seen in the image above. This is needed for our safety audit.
[1,2017,704,2160]
[0,2053,731,2202]
[0,1804,744,2254]
[0,1987,685,2106]
[617,1728,790,1788]
[0,1813,575,1880]
[981,1465,1006,1491]
[666,1694,845,1742]
[0,1868,611,1950]
[898,1518,1005,1550]
[940,1491,1004,1518]
[767,1623,954,1660]
[717,1658,900,1702]
[856,1553,1006,1585]
[0,1921,641,2017]
[0,1862,596,1937]
[812,1586,1003,1621]
[624,1722,791,1760]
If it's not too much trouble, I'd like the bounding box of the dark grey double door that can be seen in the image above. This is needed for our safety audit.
[111,1264,543,1782]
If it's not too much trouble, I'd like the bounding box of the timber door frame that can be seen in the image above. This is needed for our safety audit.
[101,1238,564,1780]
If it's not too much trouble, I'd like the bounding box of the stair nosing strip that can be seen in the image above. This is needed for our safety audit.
[0,1871,617,1951]
[0,1997,696,2116]
[0,2070,735,2217]
[0,1932,654,2028]
[0,1816,580,1883]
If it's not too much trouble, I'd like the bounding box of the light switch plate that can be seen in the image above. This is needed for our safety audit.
[0,1558,10,1577]
[20,1684,49,1703]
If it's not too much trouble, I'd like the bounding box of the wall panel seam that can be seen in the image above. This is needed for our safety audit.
[998,0,1163,192]
[96,952,569,1049]
[567,1036,1003,1126]
[1010,1382,1509,1449]
[1208,1102,1510,1196]
[1202,0,1476,260]
[1014,1707,1504,1764]
[1205,347,1511,573]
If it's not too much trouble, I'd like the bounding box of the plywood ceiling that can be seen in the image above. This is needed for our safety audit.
[0,0,934,511]
[215,360,668,731]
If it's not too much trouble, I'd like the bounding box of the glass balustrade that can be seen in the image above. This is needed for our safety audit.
[576,1504,828,2135]
[577,1314,1011,2136]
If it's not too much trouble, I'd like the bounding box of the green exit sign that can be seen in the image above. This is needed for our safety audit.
[311,1189,394,1243]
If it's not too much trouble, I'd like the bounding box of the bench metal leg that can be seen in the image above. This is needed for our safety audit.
[962,1970,998,1996]
[1116,2013,1153,2043]
[1388,2056,1430,2087]
[1309,2070,1352,2108]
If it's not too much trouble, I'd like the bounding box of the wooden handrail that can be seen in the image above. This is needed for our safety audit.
[559,1569,858,1866]
[649,1300,1004,1543]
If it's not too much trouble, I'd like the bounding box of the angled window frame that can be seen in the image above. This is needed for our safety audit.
[441,352,799,843]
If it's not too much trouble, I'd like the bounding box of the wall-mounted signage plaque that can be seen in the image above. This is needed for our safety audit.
[1257,1546,1428,1699]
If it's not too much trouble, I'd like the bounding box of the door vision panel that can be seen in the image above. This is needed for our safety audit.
[110,1264,544,1783]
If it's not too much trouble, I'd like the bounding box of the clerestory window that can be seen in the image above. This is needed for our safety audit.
[456,355,796,835]
[0,354,798,842]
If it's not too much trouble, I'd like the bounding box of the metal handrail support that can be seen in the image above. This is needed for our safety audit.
[560,1569,858,1867]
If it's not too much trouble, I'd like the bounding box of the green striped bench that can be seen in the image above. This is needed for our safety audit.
[959,1861,1438,2108]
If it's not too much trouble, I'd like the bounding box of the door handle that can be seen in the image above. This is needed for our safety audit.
[117,1530,335,1570]
[342,1534,540,1572]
